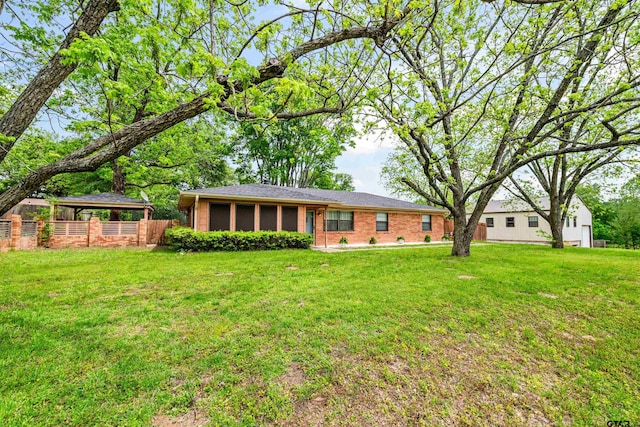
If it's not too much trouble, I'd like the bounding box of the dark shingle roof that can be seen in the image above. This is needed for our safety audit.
[56,193,151,208]
[183,184,444,212]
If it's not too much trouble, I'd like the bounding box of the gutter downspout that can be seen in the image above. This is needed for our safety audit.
[193,195,199,231]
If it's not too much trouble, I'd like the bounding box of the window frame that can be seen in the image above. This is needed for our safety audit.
[422,214,432,231]
[506,217,515,228]
[376,212,389,232]
[326,210,354,232]
[486,217,494,228]
[528,216,539,228]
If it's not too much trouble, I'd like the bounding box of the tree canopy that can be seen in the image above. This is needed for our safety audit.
[374,0,640,255]
[0,0,417,215]
[231,114,355,189]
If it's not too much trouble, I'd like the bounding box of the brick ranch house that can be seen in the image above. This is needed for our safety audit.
[178,184,447,247]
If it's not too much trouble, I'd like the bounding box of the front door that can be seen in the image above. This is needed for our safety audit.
[306,210,315,235]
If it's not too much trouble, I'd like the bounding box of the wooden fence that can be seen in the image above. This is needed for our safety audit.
[443,219,487,241]
[146,219,175,245]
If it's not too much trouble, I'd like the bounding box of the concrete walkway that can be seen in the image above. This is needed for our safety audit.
[311,241,456,252]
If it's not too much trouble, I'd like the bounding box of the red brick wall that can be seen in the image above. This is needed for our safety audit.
[91,235,139,248]
[315,210,445,246]
[0,238,9,252]
[19,236,37,250]
[49,235,89,249]
[48,218,146,249]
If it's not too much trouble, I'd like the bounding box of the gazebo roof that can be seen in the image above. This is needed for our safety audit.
[54,193,154,210]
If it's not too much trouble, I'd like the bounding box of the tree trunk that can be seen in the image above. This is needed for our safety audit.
[109,161,127,221]
[548,212,564,249]
[0,0,120,162]
[450,201,476,257]
[548,195,565,248]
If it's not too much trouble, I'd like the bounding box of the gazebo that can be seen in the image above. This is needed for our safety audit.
[51,193,154,221]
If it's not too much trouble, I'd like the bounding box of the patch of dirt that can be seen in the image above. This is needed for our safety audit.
[111,324,145,338]
[286,266,299,270]
[581,335,597,342]
[298,300,305,308]
[151,410,209,427]
[279,362,306,388]
[276,338,561,426]
[288,395,330,426]
[214,272,234,277]
[320,263,330,267]
[538,292,558,299]
[458,275,475,279]
[48,292,63,298]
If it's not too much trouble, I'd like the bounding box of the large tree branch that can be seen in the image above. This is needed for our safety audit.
[465,136,640,197]
[519,4,623,150]
[0,13,410,216]
[0,0,121,163]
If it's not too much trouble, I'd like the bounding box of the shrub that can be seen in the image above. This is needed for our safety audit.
[369,236,377,245]
[424,234,432,243]
[397,236,405,243]
[339,236,348,245]
[165,227,313,252]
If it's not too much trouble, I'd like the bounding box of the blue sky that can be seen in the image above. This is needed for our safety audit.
[335,126,396,197]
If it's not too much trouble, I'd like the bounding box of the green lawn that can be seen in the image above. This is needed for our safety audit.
[1,245,638,426]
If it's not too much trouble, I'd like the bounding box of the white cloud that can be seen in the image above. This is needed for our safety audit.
[347,116,399,155]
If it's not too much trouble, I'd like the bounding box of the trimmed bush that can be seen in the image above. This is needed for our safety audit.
[424,234,432,243]
[166,227,313,252]
[369,236,377,245]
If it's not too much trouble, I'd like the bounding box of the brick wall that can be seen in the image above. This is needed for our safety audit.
[315,210,445,246]
[9,214,21,250]
[0,216,152,250]
[49,235,89,249]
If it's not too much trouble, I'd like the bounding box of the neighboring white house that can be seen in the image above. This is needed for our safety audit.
[479,197,593,247]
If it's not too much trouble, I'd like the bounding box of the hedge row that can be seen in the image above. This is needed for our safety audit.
[166,227,313,252]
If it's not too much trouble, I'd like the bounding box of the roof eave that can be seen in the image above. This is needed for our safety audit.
[179,192,445,213]
[54,201,153,210]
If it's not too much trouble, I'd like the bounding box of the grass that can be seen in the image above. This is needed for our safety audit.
[0,244,638,426]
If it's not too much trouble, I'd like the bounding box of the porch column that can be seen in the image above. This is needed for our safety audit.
[8,214,21,250]
[138,219,148,247]
[88,217,100,247]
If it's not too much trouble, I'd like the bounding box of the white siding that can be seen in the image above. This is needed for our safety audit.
[562,200,592,246]
[480,198,592,246]
[481,212,551,243]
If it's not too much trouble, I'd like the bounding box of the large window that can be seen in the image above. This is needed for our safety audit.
[422,214,432,231]
[209,203,230,231]
[235,204,255,231]
[506,217,515,227]
[486,217,494,228]
[528,216,539,228]
[326,210,354,231]
[281,206,298,232]
[259,205,277,231]
[376,212,388,231]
